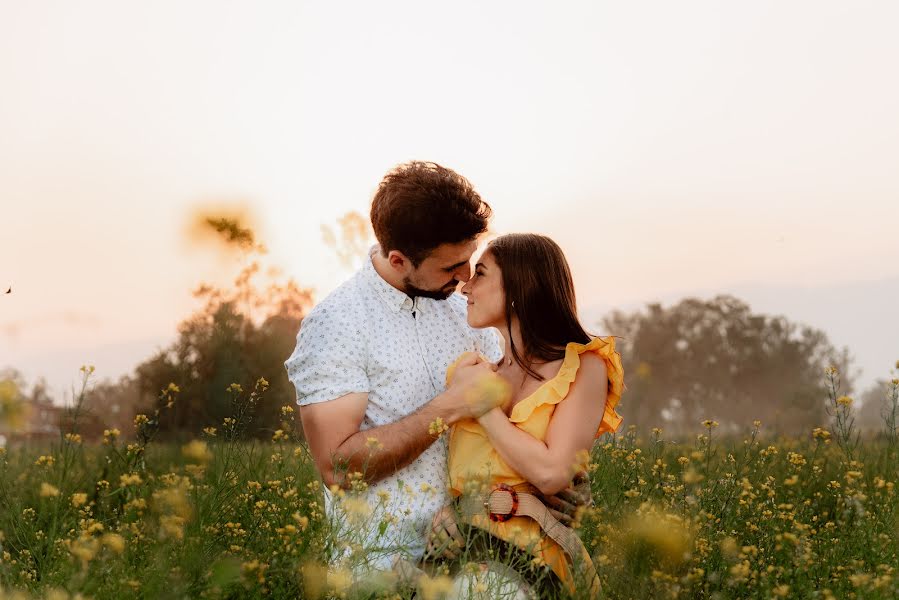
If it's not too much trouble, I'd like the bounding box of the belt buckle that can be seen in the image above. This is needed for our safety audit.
[487,483,518,523]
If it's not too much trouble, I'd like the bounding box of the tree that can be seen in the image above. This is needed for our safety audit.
[858,379,899,434]
[133,261,311,439]
[134,215,312,439]
[602,295,854,435]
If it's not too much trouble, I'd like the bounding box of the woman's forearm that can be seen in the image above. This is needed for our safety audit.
[477,408,573,494]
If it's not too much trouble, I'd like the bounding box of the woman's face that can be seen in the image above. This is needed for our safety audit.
[461,249,506,329]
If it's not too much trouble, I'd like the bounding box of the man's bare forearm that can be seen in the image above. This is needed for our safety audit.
[328,392,462,488]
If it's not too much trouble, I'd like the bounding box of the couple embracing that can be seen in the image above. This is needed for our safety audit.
[285,161,623,598]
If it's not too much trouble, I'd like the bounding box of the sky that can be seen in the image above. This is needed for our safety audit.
[1,0,898,401]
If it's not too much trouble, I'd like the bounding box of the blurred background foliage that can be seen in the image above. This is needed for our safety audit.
[2,211,891,444]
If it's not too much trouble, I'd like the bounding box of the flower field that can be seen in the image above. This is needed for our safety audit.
[1,369,898,599]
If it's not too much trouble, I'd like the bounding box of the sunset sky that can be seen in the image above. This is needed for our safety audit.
[2,1,897,401]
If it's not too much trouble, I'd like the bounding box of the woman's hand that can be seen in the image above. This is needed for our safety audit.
[449,355,509,419]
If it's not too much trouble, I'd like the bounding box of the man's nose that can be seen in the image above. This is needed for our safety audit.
[455,263,472,282]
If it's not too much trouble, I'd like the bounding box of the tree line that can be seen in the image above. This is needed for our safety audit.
[4,216,890,442]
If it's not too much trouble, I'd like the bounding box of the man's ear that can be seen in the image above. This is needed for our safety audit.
[387,250,410,272]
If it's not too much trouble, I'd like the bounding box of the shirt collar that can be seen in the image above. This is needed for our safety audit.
[363,247,421,314]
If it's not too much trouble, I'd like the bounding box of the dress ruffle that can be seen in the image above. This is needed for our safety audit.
[507,337,624,437]
[446,337,624,437]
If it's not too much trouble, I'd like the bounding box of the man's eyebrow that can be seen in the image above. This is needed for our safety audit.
[445,260,469,270]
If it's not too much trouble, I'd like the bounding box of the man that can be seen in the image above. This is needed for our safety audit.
[285,161,587,574]
[285,161,502,570]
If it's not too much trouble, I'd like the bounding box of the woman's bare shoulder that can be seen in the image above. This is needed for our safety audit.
[573,352,608,386]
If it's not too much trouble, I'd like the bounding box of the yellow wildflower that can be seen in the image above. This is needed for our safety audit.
[69,534,99,565]
[428,417,449,437]
[300,562,328,599]
[729,560,751,582]
[85,521,105,535]
[836,395,853,407]
[719,536,739,560]
[293,513,309,530]
[40,482,60,498]
[622,507,692,566]
[71,492,88,507]
[242,559,268,584]
[418,573,454,600]
[773,584,791,597]
[101,533,125,554]
[683,469,704,484]
[119,473,143,487]
[812,427,831,442]
[182,440,213,464]
[35,455,55,467]
[341,496,372,523]
[159,515,186,540]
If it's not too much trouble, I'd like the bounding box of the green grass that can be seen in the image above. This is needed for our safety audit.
[1,375,898,599]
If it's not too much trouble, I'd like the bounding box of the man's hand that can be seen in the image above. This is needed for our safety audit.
[444,353,509,420]
[540,471,594,525]
[424,504,465,561]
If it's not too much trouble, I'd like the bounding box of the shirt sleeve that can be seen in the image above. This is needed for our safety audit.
[284,304,370,407]
[474,326,503,363]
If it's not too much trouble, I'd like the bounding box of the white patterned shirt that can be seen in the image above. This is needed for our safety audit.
[285,250,502,569]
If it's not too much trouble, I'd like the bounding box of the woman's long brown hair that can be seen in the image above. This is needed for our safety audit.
[487,233,593,380]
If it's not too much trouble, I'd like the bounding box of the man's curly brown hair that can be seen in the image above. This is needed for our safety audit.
[370,161,492,266]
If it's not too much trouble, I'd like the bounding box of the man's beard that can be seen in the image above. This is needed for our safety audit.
[403,277,458,301]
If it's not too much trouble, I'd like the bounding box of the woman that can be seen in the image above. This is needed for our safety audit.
[434,233,624,598]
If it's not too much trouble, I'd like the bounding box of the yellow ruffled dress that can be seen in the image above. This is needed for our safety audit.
[446,337,624,595]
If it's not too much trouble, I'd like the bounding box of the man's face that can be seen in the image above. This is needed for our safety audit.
[402,240,478,300]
